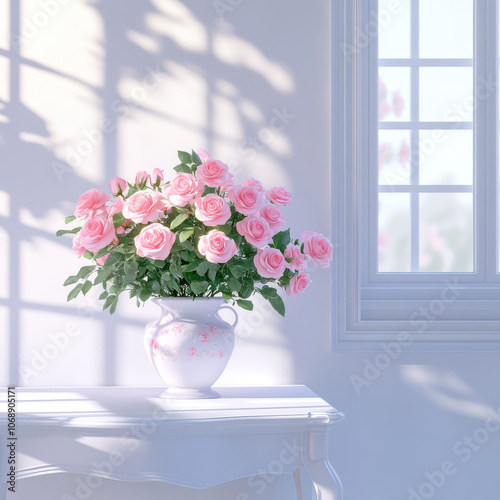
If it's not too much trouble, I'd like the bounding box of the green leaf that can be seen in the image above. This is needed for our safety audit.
[83,250,94,260]
[99,290,108,300]
[65,215,76,224]
[161,272,172,282]
[103,294,118,311]
[191,149,202,165]
[63,275,79,287]
[124,261,139,276]
[217,224,233,236]
[239,284,253,299]
[103,252,122,268]
[178,150,192,164]
[94,267,113,285]
[151,281,161,293]
[182,261,200,272]
[109,300,118,315]
[222,292,232,300]
[76,265,96,280]
[94,247,110,259]
[272,229,291,252]
[139,288,151,302]
[112,214,127,229]
[153,259,166,268]
[208,264,218,282]
[237,299,254,311]
[67,283,83,301]
[260,285,279,299]
[229,265,246,279]
[173,163,192,174]
[179,228,194,243]
[228,277,242,293]
[56,227,82,237]
[82,280,92,295]
[268,295,286,317]
[170,213,188,229]
[196,260,211,276]
[191,280,209,295]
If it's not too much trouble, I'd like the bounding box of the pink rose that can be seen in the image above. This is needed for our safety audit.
[188,347,197,356]
[236,216,273,248]
[242,177,264,192]
[197,148,210,162]
[284,243,307,271]
[164,173,203,207]
[110,176,127,196]
[74,189,109,219]
[107,196,125,219]
[285,271,312,298]
[195,156,231,188]
[72,233,86,257]
[123,191,164,224]
[265,186,292,206]
[301,230,334,268]
[253,247,286,279]
[79,215,116,253]
[134,223,176,260]
[228,186,265,215]
[260,205,285,233]
[135,171,150,185]
[219,173,235,193]
[151,168,164,186]
[194,194,231,227]
[198,230,237,264]
[96,253,110,266]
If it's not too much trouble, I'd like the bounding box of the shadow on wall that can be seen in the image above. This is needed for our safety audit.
[0,0,296,386]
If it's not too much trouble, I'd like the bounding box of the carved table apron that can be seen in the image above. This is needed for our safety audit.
[0,386,344,499]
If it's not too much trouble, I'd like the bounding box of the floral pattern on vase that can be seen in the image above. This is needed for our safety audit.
[144,298,237,399]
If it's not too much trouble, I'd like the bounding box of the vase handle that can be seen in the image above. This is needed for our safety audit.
[216,306,238,328]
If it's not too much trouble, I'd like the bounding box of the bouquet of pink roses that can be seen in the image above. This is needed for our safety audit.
[57,149,333,315]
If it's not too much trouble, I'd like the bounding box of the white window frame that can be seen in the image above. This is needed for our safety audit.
[332,0,500,351]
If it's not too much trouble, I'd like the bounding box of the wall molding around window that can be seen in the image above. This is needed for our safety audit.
[331,0,500,351]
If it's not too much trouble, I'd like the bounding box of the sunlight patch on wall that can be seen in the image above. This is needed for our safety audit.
[0,1,9,51]
[212,94,244,141]
[19,309,104,386]
[0,56,9,104]
[117,62,207,182]
[0,227,9,299]
[0,306,8,385]
[213,32,295,94]
[148,0,207,53]
[401,365,493,420]
[20,236,82,306]
[19,207,67,235]
[126,30,161,54]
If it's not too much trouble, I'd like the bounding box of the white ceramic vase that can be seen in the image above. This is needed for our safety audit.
[144,297,237,399]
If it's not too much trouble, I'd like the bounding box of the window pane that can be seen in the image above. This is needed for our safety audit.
[420,68,473,122]
[420,0,473,59]
[419,130,473,185]
[378,0,410,59]
[419,193,473,272]
[379,193,410,272]
[379,130,410,185]
[379,68,410,121]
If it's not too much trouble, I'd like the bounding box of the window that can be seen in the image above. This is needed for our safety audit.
[332,0,500,350]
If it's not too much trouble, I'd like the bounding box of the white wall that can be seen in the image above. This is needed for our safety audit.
[2,1,500,499]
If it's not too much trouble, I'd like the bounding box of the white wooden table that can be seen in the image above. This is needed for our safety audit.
[0,386,344,499]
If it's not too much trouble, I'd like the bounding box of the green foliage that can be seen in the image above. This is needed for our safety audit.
[59,149,324,318]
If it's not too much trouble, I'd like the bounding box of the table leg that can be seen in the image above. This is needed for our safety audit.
[302,431,343,500]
